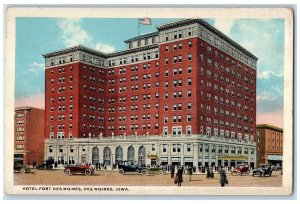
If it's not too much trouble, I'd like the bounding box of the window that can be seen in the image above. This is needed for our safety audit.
[163,144,167,152]
[163,127,168,136]
[187,115,191,122]
[187,144,191,152]
[164,116,168,124]
[186,126,191,136]
[152,144,155,151]
[59,146,63,153]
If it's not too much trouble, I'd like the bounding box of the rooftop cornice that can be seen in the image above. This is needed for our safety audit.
[42,45,107,58]
[124,31,159,43]
[256,124,283,132]
[15,106,45,111]
[106,44,158,58]
[157,18,258,61]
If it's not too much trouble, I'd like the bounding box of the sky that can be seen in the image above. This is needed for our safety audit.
[14,18,284,128]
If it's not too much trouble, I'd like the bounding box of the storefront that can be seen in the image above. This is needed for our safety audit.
[147,153,158,167]
[267,154,283,166]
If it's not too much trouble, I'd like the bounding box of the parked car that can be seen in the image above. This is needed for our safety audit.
[231,164,250,176]
[14,159,31,174]
[146,167,166,175]
[36,159,53,170]
[64,164,95,176]
[252,164,272,177]
[118,161,148,175]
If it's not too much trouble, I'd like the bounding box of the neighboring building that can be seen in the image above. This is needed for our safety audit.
[43,19,258,170]
[256,124,283,166]
[14,106,45,165]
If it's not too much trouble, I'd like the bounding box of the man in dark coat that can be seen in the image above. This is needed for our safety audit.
[175,167,183,187]
[188,166,193,181]
[170,165,175,178]
[219,166,227,187]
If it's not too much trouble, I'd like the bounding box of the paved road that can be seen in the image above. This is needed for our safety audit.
[14,169,282,187]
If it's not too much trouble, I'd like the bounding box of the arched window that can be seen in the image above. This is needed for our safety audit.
[127,146,135,162]
[92,146,99,165]
[115,146,123,162]
[138,146,146,166]
[103,147,111,165]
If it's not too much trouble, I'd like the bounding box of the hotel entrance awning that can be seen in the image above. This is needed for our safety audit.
[267,154,283,161]
[218,155,248,161]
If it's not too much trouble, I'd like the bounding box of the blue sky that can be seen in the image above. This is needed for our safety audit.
[14,18,284,127]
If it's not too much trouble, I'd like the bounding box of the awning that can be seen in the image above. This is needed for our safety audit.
[160,157,168,162]
[147,154,158,159]
[218,155,248,161]
[184,157,193,162]
[267,154,283,161]
[171,157,181,162]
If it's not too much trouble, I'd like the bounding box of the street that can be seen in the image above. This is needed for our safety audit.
[14,169,283,187]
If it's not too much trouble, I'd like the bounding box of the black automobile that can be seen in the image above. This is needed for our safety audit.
[14,159,31,174]
[252,164,272,177]
[118,161,148,175]
[36,159,53,170]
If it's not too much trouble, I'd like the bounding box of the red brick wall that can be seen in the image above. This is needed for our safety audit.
[105,60,159,137]
[45,37,256,140]
[197,39,256,139]
[15,108,45,165]
[158,38,198,135]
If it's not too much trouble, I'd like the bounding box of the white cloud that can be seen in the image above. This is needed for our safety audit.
[95,42,115,53]
[257,70,283,79]
[256,95,276,102]
[57,18,115,53]
[27,62,44,74]
[214,19,235,36]
[57,18,89,47]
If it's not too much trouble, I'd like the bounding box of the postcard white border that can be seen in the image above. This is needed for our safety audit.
[4,7,294,195]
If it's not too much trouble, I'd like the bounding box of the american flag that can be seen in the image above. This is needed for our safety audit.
[139,17,152,25]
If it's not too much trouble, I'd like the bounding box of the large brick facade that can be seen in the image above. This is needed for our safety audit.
[14,107,45,165]
[43,19,258,168]
[256,124,283,166]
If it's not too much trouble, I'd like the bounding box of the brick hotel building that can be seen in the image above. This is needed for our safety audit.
[14,107,45,165]
[43,19,258,169]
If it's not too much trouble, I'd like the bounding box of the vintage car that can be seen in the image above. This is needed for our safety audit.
[14,160,31,174]
[118,161,148,175]
[231,165,250,176]
[252,164,272,177]
[146,166,166,175]
[36,160,53,170]
[64,164,95,176]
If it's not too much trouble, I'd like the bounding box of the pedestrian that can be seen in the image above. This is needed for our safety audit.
[170,165,175,178]
[219,166,228,187]
[175,167,183,187]
[206,167,210,179]
[188,166,193,181]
